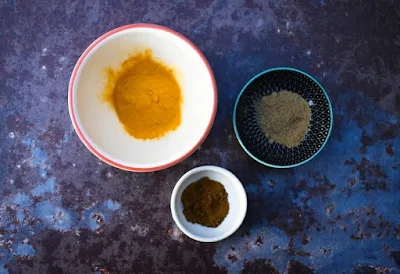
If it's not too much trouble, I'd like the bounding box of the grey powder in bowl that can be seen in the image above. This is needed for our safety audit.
[260,90,311,148]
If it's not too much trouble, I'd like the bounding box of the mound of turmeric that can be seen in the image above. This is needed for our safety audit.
[102,50,182,140]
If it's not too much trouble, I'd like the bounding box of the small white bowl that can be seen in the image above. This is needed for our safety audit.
[171,166,247,242]
[68,24,217,172]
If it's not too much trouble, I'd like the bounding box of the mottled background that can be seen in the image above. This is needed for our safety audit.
[1,0,399,273]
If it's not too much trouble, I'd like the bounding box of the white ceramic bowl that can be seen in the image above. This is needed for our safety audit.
[68,24,217,172]
[171,166,247,242]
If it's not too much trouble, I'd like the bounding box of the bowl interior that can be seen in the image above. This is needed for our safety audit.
[234,68,332,167]
[171,167,247,242]
[71,26,215,169]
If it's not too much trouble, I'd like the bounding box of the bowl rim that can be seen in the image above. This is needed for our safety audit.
[68,23,218,172]
[170,165,247,242]
[232,67,334,168]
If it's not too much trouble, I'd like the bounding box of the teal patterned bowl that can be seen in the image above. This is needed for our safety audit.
[233,68,333,168]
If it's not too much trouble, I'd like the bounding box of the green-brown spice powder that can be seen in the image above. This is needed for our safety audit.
[260,90,311,148]
[181,177,229,228]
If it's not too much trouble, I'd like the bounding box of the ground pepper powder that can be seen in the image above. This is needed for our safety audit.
[181,177,229,228]
[260,90,311,148]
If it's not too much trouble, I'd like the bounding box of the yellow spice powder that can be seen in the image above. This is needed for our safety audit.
[102,50,182,140]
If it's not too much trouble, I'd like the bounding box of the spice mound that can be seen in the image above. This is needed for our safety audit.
[102,50,182,140]
[181,177,229,228]
[260,90,311,148]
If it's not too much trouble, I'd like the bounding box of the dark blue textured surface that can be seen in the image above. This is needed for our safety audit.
[0,1,399,273]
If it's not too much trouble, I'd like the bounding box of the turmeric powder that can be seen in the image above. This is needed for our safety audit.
[102,50,182,140]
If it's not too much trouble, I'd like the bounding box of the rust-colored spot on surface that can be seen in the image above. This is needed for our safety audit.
[344,159,355,165]
[255,235,264,247]
[348,178,356,186]
[296,250,311,257]
[360,130,375,153]
[386,144,394,156]
[395,225,400,237]
[227,254,238,263]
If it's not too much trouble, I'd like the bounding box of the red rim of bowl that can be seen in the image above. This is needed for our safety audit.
[68,23,218,172]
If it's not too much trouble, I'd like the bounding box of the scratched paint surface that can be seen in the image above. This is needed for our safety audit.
[0,0,399,273]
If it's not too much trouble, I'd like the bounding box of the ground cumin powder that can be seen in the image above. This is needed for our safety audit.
[181,177,229,228]
[260,91,311,148]
[102,50,182,140]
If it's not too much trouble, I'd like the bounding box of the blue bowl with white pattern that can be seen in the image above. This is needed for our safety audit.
[233,68,333,168]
